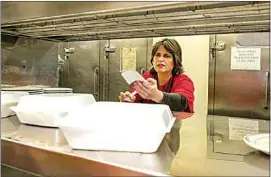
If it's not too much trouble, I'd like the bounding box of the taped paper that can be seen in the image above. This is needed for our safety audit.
[229,118,259,140]
[121,47,137,71]
[231,47,261,70]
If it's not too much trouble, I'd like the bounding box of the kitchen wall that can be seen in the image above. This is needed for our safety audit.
[1,36,58,86]
[153,36,210,115]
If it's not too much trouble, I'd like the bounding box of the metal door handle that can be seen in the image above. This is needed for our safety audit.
[264,71,269,109]
[94,67,99,97]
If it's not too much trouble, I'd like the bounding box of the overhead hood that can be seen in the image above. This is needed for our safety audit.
[1,1,270,42]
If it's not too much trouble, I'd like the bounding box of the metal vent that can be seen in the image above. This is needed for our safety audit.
[1,1,270,42]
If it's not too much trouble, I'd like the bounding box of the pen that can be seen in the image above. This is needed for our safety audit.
[124,90,137,101]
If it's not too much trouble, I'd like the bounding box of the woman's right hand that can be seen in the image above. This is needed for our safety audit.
[119,91,135,102]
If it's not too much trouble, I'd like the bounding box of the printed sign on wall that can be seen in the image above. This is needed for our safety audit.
[120,47,137,71]
[229,118,259,140]
[231,47,261,70]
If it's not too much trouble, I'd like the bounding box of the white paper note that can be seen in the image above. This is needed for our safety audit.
[231,47,261,70]
[229,118,259,140]
[121,70,145,85]
[121,47,137,71]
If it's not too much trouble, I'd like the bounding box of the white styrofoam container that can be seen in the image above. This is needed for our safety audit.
[1,102,18,118]
[9,108,68,128]
[1,91,29,118]
[1,91,29,101]
[15,93,96,113]
[10,93,96,127]
[59,102,176,153]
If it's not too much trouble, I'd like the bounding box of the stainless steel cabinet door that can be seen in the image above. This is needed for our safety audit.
[208,115,269,158]
[104,38,151,101]
[209,33,270,120]
[60,41,100,101]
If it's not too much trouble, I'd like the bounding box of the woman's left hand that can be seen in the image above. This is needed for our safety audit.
[134,78,163,103]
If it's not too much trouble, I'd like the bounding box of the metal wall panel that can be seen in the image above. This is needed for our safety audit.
[208,33,270,120]
[208,35,216,115]
[107,38,151,101]
[99,40,110,101]
[60,41,100,100]
[236,33,270,46]
[57,42,65,87]
[56,37,153,101]
[1,37,58,86]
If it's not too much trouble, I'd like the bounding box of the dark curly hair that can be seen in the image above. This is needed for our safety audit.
[150,38,184,76]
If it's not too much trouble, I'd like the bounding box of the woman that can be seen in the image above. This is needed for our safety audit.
[119,38,195,113]
[119,38,195,155]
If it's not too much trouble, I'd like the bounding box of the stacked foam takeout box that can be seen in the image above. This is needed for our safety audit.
[1,91,29,118]
[9,93,175,153]
[1,86,73,118]
[59,101,176,153]
[10,93,96,127]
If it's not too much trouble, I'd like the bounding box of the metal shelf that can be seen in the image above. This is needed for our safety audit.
[1,1,270,42]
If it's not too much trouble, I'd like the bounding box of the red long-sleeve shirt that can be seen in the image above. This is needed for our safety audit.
[130,71,195,113]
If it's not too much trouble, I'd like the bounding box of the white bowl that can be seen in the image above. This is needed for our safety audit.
[244,133,269,155]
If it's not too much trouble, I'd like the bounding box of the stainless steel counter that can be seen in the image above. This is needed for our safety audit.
[1,114,270,176]
[171,114,270,176]
[1,116,174,176]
